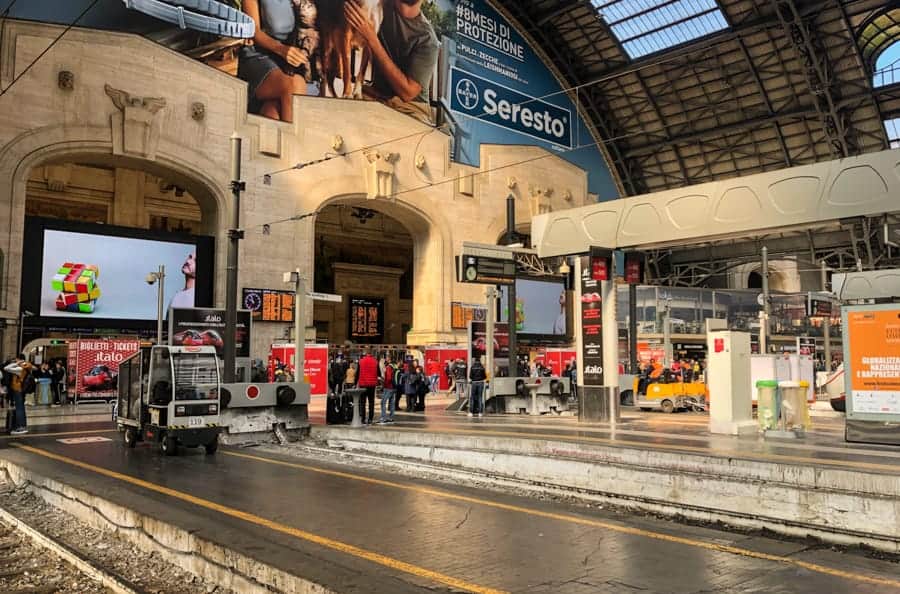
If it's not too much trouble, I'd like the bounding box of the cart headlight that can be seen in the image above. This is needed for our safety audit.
[208,404,218,414]
[176,406,186,414]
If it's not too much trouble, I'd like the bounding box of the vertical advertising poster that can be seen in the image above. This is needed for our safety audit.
[468,320,509,373]
[579,255,603,387]
[74,338,142,399]
[845,308,900,416]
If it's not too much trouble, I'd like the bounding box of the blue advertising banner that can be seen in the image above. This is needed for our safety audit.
[442,0,616,198]
[8,0,619,199]
[448,68,573,148]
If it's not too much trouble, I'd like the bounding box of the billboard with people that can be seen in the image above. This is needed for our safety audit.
[8,0,617,198]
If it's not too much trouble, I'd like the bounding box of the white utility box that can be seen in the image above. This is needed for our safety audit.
[706,330,757,435]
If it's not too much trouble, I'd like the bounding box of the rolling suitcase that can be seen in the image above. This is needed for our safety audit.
[341,393,354,423]
[325,395,344,424]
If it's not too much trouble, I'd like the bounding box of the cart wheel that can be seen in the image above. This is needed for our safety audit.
[204,436,218,455]
[660,399,675,414]
[123,427,138,449]
[160,433,177,456]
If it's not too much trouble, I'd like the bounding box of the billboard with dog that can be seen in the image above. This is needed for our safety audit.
[11,0,617,198]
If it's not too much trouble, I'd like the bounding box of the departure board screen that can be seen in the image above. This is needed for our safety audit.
[242,288,295,322]
[349,297,384,343]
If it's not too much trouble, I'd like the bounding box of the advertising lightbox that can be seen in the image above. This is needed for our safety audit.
[843,306,900,417]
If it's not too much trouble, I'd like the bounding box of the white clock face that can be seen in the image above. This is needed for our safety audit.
[466,266,478,281]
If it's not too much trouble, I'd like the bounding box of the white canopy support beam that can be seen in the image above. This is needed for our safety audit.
[531,149,900,258]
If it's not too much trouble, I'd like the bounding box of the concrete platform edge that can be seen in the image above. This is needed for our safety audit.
[0,501,141,594]
[311,427,900,553]
[0,458,338,594]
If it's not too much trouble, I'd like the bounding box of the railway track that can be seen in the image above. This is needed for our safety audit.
[0,517,112,594]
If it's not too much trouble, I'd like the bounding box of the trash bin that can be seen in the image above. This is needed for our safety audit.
[796,380,811,430]
[755,380,779,431]
[779,381,809,432]
[36,378,52,406]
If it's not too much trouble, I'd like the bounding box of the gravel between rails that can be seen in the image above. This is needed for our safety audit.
[0,477,234,594]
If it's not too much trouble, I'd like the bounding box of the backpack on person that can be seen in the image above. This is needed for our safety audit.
[21,370,35,395]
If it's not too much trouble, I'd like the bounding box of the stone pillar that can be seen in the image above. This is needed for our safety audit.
[112,168,146,227]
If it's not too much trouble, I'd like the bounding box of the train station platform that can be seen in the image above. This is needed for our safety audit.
[308,401,900,554]
[1,421,899,594]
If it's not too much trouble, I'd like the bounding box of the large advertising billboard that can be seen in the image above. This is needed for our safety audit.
[8,0,617,198]
[22,217,215,330]
[40,229,197,319]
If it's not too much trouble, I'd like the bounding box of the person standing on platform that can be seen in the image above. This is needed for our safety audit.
[51,360,65,406]
[468,357,487,417]
[379,357,398,424]
[4,355,32,435]
[357,349,380,425]
[403,365,422,412]
[426,358,440,394]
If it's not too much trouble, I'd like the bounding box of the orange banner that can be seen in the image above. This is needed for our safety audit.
[846,309,900,415]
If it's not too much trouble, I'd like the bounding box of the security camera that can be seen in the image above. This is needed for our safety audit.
[146,273,158,285]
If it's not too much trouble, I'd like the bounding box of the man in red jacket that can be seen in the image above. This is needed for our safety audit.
[357,348,380,424]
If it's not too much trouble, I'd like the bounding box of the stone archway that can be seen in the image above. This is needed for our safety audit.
[313,195,451,345]
[0,127,229,354]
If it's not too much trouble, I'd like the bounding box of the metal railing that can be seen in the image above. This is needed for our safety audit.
[874,64,900,88]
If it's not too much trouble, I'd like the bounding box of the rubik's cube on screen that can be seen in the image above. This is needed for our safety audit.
[52,263,101,313]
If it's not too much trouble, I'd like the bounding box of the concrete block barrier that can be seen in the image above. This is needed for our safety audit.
[313,427,900,553]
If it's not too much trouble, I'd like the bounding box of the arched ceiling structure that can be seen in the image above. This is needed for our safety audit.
[494,0,900,196]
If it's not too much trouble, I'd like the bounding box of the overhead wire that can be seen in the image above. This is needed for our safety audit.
[254,35,710,185]
[0,0,101,98]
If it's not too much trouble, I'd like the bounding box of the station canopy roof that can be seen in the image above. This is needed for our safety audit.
[496,0,899,197]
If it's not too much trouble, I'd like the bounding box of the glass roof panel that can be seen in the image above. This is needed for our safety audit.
[593,0,729,59]
[885,117,900,149]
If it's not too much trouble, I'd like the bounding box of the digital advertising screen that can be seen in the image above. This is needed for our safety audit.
[22,217,214,329]
[40,230,196,319]
[500,278,568,338]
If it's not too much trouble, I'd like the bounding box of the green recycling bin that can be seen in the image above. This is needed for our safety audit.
[756,380,779,431]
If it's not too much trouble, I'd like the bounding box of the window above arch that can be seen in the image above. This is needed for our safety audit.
[860,8,900,87]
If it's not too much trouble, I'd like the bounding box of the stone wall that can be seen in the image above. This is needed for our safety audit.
[0,20,592,357]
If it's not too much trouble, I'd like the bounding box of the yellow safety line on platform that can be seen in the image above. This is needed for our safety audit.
[0,428,115,440]
[9,444,506,594]
[378,425,900,474]
[223,450,900,590]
